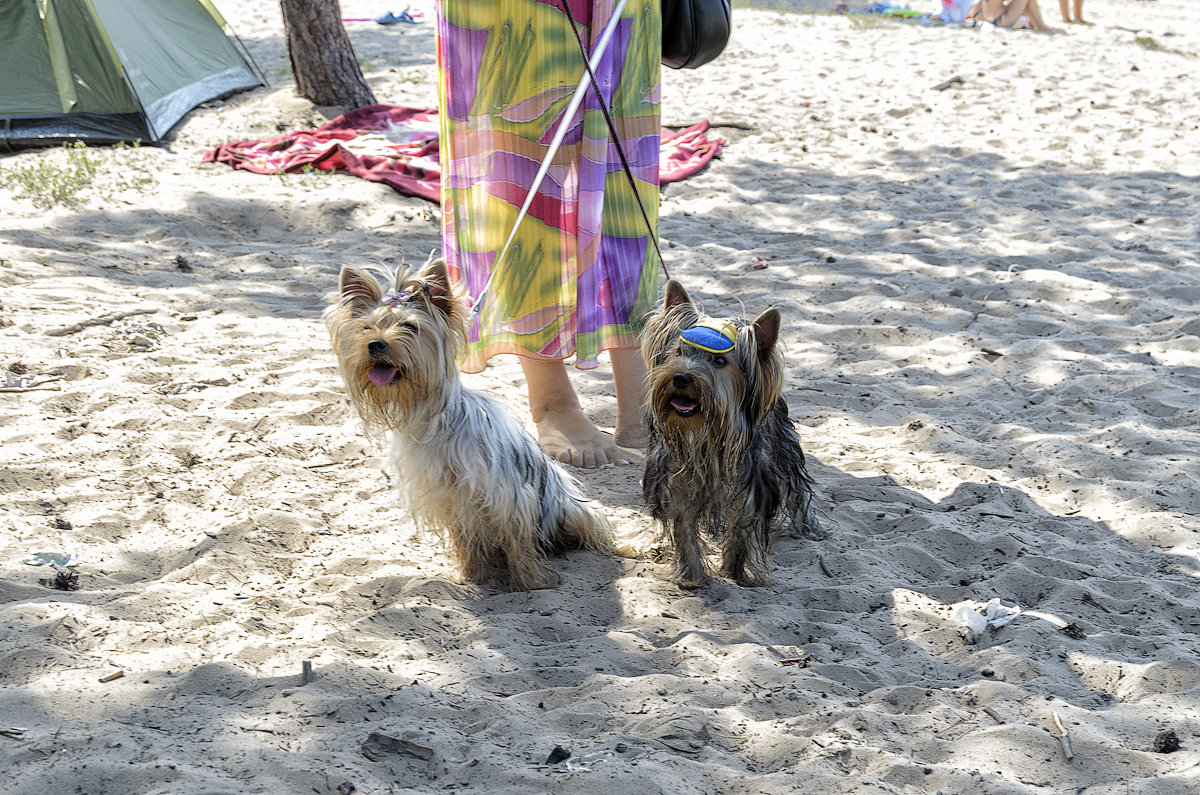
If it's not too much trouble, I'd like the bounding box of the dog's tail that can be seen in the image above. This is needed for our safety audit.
[544,466,614,555]
[558,495,614,554]
[782,441,828,540]
[775,405,829,541]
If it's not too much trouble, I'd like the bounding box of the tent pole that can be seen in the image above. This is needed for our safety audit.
[226,27,270,89]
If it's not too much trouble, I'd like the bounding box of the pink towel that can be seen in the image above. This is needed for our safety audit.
[203,105,724,203]
[660,121,726,185]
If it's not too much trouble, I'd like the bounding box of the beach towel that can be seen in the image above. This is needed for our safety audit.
[202,105,724,206]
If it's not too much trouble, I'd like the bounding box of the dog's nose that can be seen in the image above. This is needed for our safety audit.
[672,373,692,389]
[368,339,388,356]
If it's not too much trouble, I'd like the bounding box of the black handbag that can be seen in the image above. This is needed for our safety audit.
[661,0,732,70]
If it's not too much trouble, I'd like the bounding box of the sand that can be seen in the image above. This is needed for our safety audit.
[2,0,1199,792]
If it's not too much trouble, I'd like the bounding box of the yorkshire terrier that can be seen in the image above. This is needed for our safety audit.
[641,280,824,588]
[324,257,611,590]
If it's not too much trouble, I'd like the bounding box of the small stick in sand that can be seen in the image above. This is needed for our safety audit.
[302,660,315,684]
[818,556,834,578]
[99,669,125,683]
[45,308,155,337]
[983,706,1005,724]
[1052,711,1074,761]
[1081,592,1111,614]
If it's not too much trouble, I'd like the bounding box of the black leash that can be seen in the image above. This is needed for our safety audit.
[559,1,670,281]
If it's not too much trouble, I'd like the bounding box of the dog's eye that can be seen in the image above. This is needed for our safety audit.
[713,355,727,367]
[400,321,418,334]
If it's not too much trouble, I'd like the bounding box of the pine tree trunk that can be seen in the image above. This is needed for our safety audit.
[280,0,377,108]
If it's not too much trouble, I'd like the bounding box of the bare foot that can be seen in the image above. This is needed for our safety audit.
[521,356,629,468]
[535,402,629,468]
[614,421,648,450]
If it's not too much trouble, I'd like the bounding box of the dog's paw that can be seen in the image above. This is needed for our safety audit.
[672,568,710,590]
[732,568,774,588]
[509,562,562,592]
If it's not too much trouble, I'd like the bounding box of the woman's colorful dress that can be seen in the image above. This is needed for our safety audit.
[435,0,661,372]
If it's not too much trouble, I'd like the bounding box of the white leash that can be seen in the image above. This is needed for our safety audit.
[468,0,630,318]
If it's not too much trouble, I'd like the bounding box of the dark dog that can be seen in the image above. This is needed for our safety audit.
[641,280,825,588]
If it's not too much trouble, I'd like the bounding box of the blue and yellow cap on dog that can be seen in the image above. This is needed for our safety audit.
[681,319,737,354]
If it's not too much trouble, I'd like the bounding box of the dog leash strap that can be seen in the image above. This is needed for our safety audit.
[559,0,669,282]
[469,0,629,318]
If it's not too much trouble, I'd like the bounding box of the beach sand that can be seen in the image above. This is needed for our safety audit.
[2,0,1199,791]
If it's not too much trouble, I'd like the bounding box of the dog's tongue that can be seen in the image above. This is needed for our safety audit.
[368,366,398,386]
[671,397,698,413]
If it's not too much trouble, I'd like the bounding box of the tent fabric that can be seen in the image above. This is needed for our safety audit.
[0,0,262,148]
[202,105,726,204]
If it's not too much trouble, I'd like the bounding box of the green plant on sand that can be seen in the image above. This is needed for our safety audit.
[0,140,154,210]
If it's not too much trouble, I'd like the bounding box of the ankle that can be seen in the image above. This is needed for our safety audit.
[528,394,584,424]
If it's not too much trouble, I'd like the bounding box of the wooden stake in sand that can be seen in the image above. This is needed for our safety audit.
[301,660,315,685]
[99,669,124,683]
[45,308,155,337]
[1052,711,1074,761]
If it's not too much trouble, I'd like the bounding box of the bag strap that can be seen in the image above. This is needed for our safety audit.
[558,0,670,281]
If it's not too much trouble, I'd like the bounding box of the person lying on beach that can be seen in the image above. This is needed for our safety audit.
[968,0,1059,30]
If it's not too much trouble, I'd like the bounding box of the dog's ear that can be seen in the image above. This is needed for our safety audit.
[339,267,382,312]
[418,258,455,318]
[664,280,693,311]
[752,308,781,361]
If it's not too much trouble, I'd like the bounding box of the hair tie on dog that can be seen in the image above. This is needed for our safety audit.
[681,319,736,353]
[381,291,414,305]
[381,284,430,306]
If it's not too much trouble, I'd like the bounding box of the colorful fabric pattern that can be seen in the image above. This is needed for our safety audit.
[437,0,662,372]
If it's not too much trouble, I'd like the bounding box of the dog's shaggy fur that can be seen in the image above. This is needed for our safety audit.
[325,258,611,590]
[641,280,824,588]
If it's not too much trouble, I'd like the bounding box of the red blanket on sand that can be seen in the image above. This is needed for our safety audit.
[202,105,725,203]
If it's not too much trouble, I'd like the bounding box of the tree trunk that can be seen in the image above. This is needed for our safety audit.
[280,0,377,108]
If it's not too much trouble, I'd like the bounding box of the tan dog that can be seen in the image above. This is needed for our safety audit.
[325,257,612,590]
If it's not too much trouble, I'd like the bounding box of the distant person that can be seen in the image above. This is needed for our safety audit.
[1058,0,1088,24]
[931,0,975,23]
[969,0,1058,30]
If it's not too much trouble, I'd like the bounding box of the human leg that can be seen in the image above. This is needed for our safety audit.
[521,357,629,468]
[1021,0,1058,30]
[993,0,1030,26]
[611,346,648,449]
[437,0,658,468]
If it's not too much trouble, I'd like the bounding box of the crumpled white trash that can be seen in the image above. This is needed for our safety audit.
[19,551,80,567]
[952,598,1022,643]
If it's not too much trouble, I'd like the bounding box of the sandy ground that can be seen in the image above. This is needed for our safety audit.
[2,0,1200,792]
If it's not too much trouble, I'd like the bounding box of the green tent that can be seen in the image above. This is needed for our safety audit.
[1,0,263,148]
